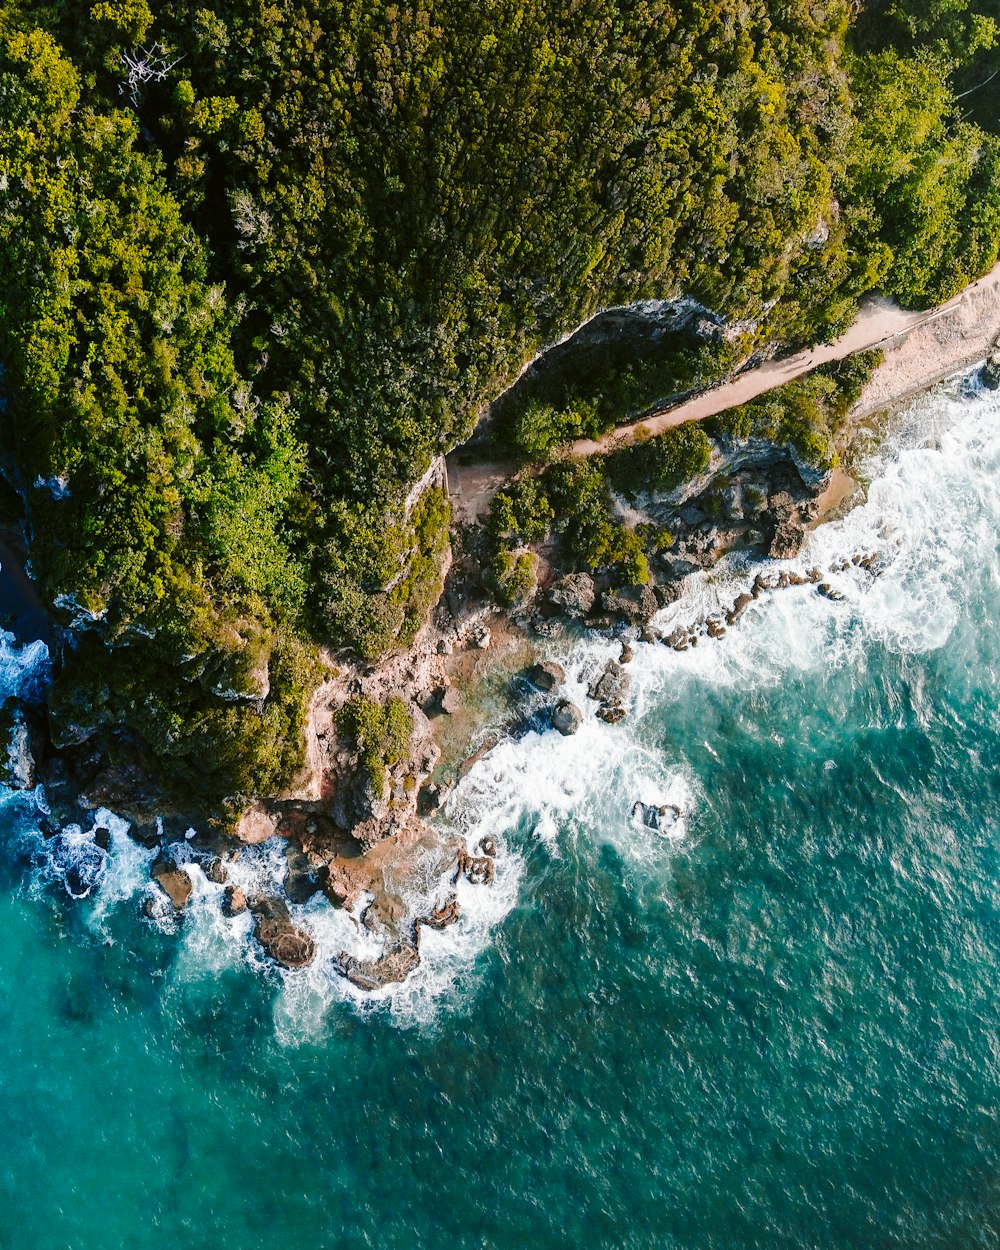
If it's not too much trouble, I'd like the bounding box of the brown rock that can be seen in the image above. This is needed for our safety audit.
[527,661,566,692]
[440,685,462,715]
[552,700,583,735]
[588,660,631,705]
[249,895,316,968]
[338,944,420,991]
[151,857,193,912]
[323,860,366,910]
[596,705,627,724]
[222,885,247,916]
[234,805,278,845]
[726,593,754,625]
[417,895,461,931]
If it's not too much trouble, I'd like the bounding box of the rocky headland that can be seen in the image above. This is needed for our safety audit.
[3,317,999,992]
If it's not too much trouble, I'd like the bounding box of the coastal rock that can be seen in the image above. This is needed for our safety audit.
[416,895,461,932]
[0,696,45,790]
[128,820,162,850]
[552,700,583,736]
[417,782,448,815]
[724,595,751,626]
[440,685,462,715]
[52,832,107,898]
[338,944,420,991]
[768,513,805,560]
[600,584,658,625]
[528,661,565,692]
[284,844,320,904]
[817,582,846,601]
[545,573,595,619]
[596,705,627,724]
[619,642,634,665]
[588,660,630,706]
[204,857,228,885]
[322,859,367,910]
[222,885,247,916]
[249,895,316,968]
[151,857,193,911]
[234,804,279,845]
[981,347,1000,389]
[632,801,682,832]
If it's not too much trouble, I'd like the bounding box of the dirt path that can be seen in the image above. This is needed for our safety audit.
[447,261,1000,524]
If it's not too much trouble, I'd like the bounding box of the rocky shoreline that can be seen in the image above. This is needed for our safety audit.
[2,343,998,992]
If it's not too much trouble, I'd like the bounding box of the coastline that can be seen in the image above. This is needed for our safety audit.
[6,273,1000,991]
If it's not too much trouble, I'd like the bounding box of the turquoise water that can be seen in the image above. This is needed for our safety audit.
[2,374,999,1249]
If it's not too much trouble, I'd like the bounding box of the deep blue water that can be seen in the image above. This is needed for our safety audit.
[1,374,998,1249]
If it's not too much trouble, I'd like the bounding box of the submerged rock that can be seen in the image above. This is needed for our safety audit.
[52,832,107,899]
[527,661,565,692]
[249,895,316,968]
[552,700,583,735]
[596,705,627,725]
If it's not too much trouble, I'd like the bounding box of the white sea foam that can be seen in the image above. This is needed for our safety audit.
[5,368,1000,1032]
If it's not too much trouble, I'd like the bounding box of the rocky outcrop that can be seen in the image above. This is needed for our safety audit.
[552,700,583,735]
[600,584,658,625]
[0,697,46,790]
[338,944,420,991]
[284,844,321,903]
[222,885,248,916]
[981,343,1000,389]
[545,573,595,618]
[528,661,565,691]
[151,856,193,912]
[588,660,630,706]
[632,801,682,832]
[249,895,316,968]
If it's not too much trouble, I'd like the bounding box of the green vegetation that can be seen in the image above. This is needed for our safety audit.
[0,0,997,813]
[608,424,713,500]
[708,352,883,470]
[337,695,413,799]
[500,332,749,458]
[487,462,649,589]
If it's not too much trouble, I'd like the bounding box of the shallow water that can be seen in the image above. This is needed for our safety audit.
[2,371,999,1248]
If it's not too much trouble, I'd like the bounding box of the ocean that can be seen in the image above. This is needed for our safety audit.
[1,368,998,1248]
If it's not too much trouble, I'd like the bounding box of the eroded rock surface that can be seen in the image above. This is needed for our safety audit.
[249,895,316,968]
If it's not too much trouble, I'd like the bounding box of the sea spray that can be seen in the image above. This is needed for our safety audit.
[5,366,1000,1031]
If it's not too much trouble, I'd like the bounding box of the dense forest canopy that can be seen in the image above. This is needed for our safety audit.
[0,0,998,815]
